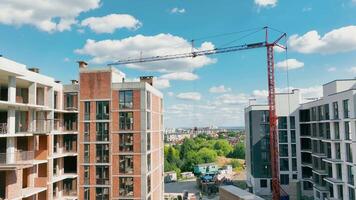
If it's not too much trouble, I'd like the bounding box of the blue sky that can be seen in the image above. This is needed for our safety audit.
[0,0,355,127]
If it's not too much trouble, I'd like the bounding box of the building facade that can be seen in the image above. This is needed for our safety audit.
[245,79,356,200]
[0,57,78,200]
[77,64,164,200]
[245,90,301,199]
[0,57,164,200]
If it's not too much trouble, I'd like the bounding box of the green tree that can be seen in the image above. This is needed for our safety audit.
[214,140,233,156]
[197,147,217,163]
[228,142,245,159]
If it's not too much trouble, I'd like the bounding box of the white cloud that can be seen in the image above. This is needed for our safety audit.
[167,92,174,97]
[176,92,201,101]
[160,72,198,81]
[170,7,186,14]
[155,79,170,89]
[63,57,70,62]
[327,67,336,72]
[215,93,249,105]
[348,67,356,74]
[81,14,141,34]
[209,85,231,93]
[275,59,304,70]
[254,0,277,7]
[0,0,100,32]
[75,34,216,72]
[288,25,356,54]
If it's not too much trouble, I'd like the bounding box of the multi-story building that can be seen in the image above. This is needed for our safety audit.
[299,79,356,200]
[0,57,164,200]
[245,79,356,200]
[0,57,78,200]
[245,90,301,200]
[77,62,164,200]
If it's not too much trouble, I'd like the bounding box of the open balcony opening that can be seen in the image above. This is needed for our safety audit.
[64,157,77,174]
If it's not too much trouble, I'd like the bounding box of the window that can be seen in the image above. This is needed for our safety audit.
[338,185,344,200]
[147,91,151,110]
[292,158,297,171]
[278,130,288,143]
[348,165,354,185]
[333,102,339,119]
[96,166,109,185]
[291,130,296,143]
[66,94,74,108]
[336,164,342,180]
[84,187,90,200]
[96,101,109,120]
[290,116,295,129]
[119,112,133,130]
[119,133,133,152]
[84,123,90,142]
[84,144,90,163]
[260,179,267,188]
[334,122,340,139]
[280,158,289,171]
[349,187,355,200]
[345,121,351,140]
[119,177,134,197]
[96,187,109,200]
[96,122,109,141]
[335,143,341,159]
[119,155,133,174]
[119,90,133,109]
[280,174,289,185]
[147,154,151,172]
[84,166,90,185]
[346,143,353,163]
[147,175,151,193]
[278,117,287,129]
[147,112,151,130]
[279,144,288,157]
[96,144,109,163]
[292,144,296,157]
[292,174,297,180]
[343,99,349,118]
[324,104,330,120]
[84,101,90,120]
[53,159,58,175]
[147,133,151,151]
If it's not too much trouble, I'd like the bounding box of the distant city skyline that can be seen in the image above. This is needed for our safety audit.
[0,0,355,127]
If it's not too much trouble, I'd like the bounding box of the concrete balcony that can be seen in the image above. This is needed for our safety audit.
[0,150,47,170]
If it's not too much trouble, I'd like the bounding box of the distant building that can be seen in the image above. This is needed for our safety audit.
[193,163,219,175]
[219,185,264,200]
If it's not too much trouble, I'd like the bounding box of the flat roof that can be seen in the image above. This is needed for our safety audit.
[220,185,264,200]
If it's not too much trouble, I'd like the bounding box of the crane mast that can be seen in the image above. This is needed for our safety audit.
[108,27,287,200]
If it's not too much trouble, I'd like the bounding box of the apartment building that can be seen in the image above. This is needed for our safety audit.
[245,79,356,200]
[245,90,301,200]
[299,79,356,200]
[0,57,78,200]
[77,63,164,200]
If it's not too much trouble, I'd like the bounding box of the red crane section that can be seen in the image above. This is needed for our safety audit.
[108,27,287,200]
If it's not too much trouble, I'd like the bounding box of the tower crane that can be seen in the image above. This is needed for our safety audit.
[108,27,288,200]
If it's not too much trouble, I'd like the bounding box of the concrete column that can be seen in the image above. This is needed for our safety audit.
[6,137,16,164]
[8,76,16,103]
[29,82,37,105]
[47,87,54,131]
[7,109,15,134]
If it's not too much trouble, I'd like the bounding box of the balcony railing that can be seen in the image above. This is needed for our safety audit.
[0,151,34,165]
[63,189,77,196]
[0,123,7,134]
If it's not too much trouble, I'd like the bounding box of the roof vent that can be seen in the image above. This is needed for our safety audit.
[77,61,88,68]
[71,80,78,84]
[29,68,40,73]
[55,80,61,83]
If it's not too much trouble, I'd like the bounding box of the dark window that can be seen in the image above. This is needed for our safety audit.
[96,122,109,141]
[119,155,133,174]
[119,90,133,109]
[147,133,151,151]
[147,91,151,110]
[84,144,90,163]
[279,144,288,157]
[333,102,339,119]
[84,187,90,200]
[334,122,340,139]
[147,112,151,130]
[290,116,295,129]
[84,101,90,120]
[95,187,109,200]
[147,154,151,172]
[349,187,355,200]
[343,99,349,118]
[96,144,109,163]
[119,112,133,130]
[348,165,354,185]
[280,158,289,171]
[278,130,288,143]
[278,117,287,129]
[66,94,74,109]
[84,123,90,142]
[335,143,341,159]
[291,130,296,143]
[260,179,267,188]
[345,121,351,140]
[84,166,90,185]
[292,158,297,171]
[119,133,133,152]
[346,143,353,163]
[280,174,289,185]
[119,177,134,197]
[96,166,109,185]
[292,144,296,157]
[147,175,151,193]
[336,164,342,180]
[96,101,109,120]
